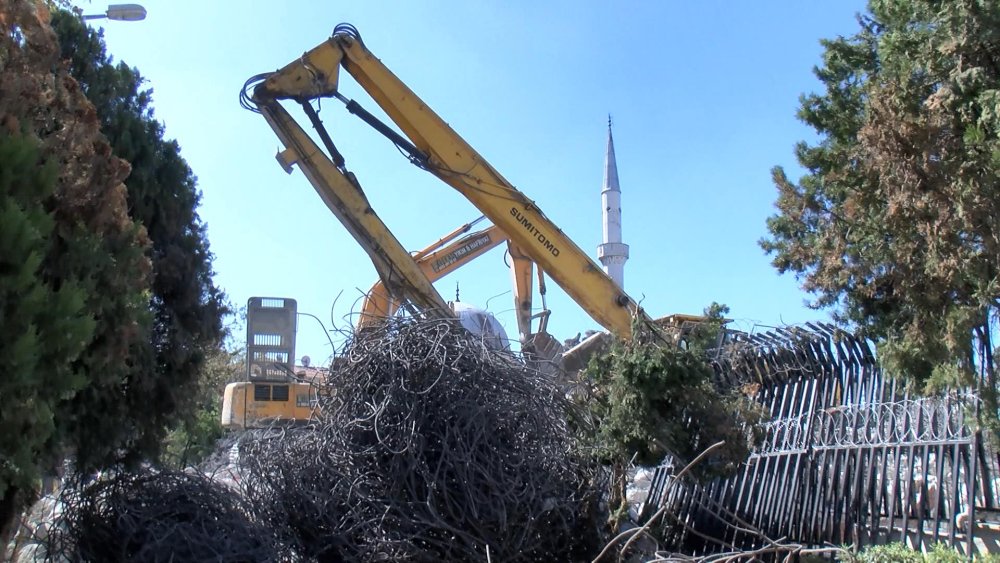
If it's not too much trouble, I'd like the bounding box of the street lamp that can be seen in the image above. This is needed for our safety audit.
[82,4,147,21]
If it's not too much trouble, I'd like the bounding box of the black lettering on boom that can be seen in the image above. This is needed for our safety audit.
[509,206,560,257]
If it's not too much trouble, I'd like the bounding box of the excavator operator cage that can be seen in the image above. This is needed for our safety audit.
[246,297,297,382]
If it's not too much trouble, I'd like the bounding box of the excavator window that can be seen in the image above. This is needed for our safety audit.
[252,383,291,402]
[272,385,290,402]
[254,384,271,401]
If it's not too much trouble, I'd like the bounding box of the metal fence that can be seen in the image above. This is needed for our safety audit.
[641,324,1000,557]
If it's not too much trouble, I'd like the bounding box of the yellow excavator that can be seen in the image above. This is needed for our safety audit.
[221,219,511,428]
[223,23,696,428]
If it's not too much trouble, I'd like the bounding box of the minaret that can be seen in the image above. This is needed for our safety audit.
[598,116,629,288]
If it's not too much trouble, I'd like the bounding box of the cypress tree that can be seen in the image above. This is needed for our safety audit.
[50,11,228,467]
[762,1,1000,408]
[0,131,96,539]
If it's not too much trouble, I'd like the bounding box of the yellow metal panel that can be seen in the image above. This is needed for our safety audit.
[259,39,344,100]
[419,225,506,279]
[508,242,534,342]
[221,382,244,428]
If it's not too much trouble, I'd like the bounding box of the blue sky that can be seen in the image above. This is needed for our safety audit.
[85,1,869,363]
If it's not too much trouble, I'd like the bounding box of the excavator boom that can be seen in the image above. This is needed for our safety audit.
[253,25,647,338]
[359,222,507,326]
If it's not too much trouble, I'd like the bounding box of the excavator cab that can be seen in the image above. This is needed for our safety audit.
[221,297,318,428]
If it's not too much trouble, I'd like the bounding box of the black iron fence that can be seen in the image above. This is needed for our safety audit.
[641,324,999,557]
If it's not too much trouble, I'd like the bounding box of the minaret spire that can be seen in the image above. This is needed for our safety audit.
[598,116,629,288]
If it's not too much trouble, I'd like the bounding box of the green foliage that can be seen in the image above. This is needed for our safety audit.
[162,403,224,470]
[50,10,228,468]
[683,301,731,357]
[851,542,924,563]
[0,131,93,503]
[1,0,151,540]
[162,346,244,468]
[843,542,1000,563]
[761,1,1000,406]
[580,305,765,480]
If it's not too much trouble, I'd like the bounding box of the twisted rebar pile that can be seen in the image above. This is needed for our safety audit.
[43,469,284,562]
[239,317,603,562]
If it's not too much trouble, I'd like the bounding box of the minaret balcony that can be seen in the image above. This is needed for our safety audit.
[597,242,630,261]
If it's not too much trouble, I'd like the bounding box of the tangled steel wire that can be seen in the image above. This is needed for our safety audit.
[239,317,603,562]
[43,469,284,562]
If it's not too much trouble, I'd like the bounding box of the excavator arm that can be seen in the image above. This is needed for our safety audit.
[250,80,450,319]
[251,24,647,338]
[357,220,554,343]
[358,221,507,327]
